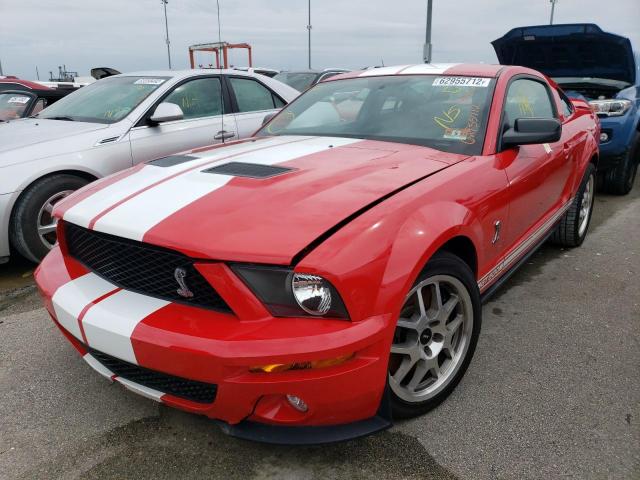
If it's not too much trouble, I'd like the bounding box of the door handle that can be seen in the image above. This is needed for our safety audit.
[214,130,235,140]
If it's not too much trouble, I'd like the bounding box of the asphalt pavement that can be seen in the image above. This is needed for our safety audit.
[1,179,638,480]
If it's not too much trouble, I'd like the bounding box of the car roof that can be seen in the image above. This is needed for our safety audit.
[333,63,506,80]
[111,69,271,80]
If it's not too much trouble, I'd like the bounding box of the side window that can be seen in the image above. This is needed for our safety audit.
[229,77,276,112]
[31,98,47,116]
[273,95,286,108]
[163,77,223,120]
[559,91,574,118]
[503,79,555,126]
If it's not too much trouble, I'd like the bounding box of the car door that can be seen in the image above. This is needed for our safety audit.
[128,75,237,164]
[498,76,569,250]
[226,76,287,139]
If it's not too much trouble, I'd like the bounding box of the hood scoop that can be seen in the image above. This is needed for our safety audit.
[149,154,198,167]
[203,162,296,179]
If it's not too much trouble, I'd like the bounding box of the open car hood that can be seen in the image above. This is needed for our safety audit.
[492,23,636,85]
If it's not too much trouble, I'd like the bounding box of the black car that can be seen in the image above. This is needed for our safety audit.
[0,79,77,121]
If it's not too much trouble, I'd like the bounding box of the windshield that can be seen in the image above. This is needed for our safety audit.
[38,76,169,124]
[0,93,33,121]
[273,72,318,92]
[258,75,496,155]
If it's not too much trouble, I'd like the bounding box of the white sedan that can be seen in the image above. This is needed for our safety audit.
[0,69,299,263]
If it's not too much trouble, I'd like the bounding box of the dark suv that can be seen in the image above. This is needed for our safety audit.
[493,24,639,194]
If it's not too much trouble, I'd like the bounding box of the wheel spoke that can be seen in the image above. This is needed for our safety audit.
[38,223,57,235]
[447,313,463,334]
[431,282,443,311]
[397,317,419,332]
[438,294,459,322]
[407,361,429,391]
[391,342,415,355]
[392,356,417,384]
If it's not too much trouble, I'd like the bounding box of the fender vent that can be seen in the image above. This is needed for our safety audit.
[149,155,198,167]
[203,162,295,179]
[96,136,120,145]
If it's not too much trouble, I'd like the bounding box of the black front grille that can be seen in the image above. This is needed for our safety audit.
[90,348,218,404]
[64,222,231,313]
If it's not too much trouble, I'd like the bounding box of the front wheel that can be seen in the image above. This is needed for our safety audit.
[389,251,482,419]
[10,174,89,263]
[602,133,639,195]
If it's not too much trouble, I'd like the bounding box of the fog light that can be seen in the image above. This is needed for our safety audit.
[600,132,609,143]
[286,394,308,412]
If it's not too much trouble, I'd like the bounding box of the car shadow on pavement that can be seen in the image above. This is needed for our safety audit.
[18,406,458,480]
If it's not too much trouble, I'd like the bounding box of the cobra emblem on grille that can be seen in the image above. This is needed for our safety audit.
[174,267,194,298]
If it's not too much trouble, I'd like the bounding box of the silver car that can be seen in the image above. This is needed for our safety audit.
[0,69,299,263]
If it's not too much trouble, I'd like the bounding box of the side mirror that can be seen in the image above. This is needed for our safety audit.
[149,102,184,124]
[262,112,277,126]
[502,118,562,148]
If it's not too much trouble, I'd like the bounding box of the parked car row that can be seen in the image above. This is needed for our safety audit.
[0,20,632,445]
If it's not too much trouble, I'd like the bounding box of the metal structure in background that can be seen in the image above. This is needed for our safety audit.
[307,0,312,69]
[549,0,558,25]
[162,0,172,69]
[0,58,3,76]
[188,42,253,69]
[423,0,433,63]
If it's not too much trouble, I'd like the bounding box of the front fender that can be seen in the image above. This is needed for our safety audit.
[296,161,505,325]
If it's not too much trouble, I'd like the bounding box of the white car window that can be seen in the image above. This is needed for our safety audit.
[163,77,223,119]
[229,77,277,113]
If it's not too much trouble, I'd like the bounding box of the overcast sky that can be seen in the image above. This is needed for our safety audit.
[1,0,638,79]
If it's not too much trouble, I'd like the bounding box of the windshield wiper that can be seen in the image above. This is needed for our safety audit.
[44,116,75,121]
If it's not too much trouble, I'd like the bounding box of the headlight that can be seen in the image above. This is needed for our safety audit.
[231,265,349,319]
[589,99,632,117]
[291,273,332,315]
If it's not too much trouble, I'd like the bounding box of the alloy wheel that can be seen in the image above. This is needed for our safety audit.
[578,174,594,237]
[389,274,474,403]
[37,190,73,250]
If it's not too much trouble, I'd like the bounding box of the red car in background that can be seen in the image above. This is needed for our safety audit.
[35,63,599,444]
[0,78,76,121]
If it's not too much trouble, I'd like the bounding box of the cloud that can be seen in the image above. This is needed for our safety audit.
[0,0,638,78]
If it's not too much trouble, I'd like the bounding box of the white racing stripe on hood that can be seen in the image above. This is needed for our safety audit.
[91,136,361,241]
[52,272,117,341]
[63,136,307,228]
[82,290,170,365]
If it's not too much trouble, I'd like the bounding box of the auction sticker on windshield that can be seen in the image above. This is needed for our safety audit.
[8,96,30,104]
[134,78,166,85]
[432,77,490,87]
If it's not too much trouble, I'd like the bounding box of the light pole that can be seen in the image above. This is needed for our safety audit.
[423,0,433,63]
[307,0,312,69]
[549,0,558,25]
[162,0,172,69]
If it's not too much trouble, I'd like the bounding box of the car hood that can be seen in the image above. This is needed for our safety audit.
[492,23,636,85]
[0,118,110,157]
[60,136,465,264]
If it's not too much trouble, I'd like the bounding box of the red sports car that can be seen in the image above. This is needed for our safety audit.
[35,63,599,444]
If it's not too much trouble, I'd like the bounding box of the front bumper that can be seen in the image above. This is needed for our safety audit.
[35,246,392,443]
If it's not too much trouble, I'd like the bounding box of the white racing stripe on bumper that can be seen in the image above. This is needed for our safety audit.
[83,353,115,380]
[82,290,170,365]
[63,136,309,228]
[92,136,361,241]
[115,377,164,402]
[52,273,117,341]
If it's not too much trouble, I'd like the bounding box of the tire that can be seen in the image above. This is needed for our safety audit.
[10,174,89,263]
[389,251,482,419]
[602,133,639,195]
[551,163,596,248]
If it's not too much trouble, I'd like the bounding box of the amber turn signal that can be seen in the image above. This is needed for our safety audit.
[250,353,355,373]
